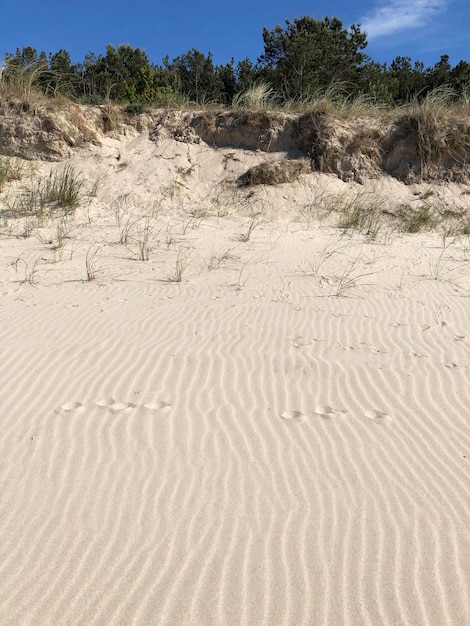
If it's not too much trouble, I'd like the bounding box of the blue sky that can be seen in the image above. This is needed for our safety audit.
[1,0,468,68]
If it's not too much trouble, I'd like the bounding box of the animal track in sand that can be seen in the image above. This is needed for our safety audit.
[407,351,429,359]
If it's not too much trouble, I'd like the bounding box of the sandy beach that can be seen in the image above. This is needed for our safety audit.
[1,114,469,625]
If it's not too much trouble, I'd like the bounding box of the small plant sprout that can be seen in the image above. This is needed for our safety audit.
[301,241,345,277]
[11,255,40,285]
[50,217,74,260]
[206,246,238,271]
[164,223,180,249]
[429,243,468,283]
[189,206,209,220]
[180,215,201,235]
[170,248,191,282]
[235,259,251,289]
[89,175,105,198]
[331,256,377,297]
[132,217,158,261]
[113,194,137,245]
[239,214,264,242]
[19,217,38,239]
[85,245,104,282]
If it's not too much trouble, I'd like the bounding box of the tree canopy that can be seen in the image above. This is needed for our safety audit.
[259,16,368,98]
[2,15,469,108]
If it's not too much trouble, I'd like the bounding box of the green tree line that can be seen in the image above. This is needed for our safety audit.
[2,16,470,108]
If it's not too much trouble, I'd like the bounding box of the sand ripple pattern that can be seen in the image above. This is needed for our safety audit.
[1,256,469,624]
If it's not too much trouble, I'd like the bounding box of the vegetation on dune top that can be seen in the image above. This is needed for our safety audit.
[0,15,469,112]
[1,15,470,189]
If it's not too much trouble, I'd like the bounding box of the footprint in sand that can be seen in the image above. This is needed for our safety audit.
[55,398,173,416]
[290,335,311,349]
[290,335,324,349]
[95,399,136,412]
[55,402,85,416]
[143,400,172,412]
[365,409,390,422]
[313,405,347,419]
[280,410,304,421]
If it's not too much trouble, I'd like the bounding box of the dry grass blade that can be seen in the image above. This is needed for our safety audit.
[331,257,377,297]
[0,61,49,104]
[11,255,40,285]
[232,82,276,110]
[85,245,105,282]
[206,246,238,271]
[429,243,469,283]
[238,215,264,242]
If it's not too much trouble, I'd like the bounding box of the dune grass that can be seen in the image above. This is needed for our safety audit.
[6,166,85,222]
[0,157,28,191]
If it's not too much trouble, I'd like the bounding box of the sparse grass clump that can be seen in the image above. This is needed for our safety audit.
[9,166,85,222]
[397,203,438,233]
[338,204,382,240]
[326,193,385,240]
[232,82,276,110]
[102,101,123,133]
[85,245,104,282]
[89,175,104,198]
[169,248,191,282]
[0,156,27,191]
[0,62,49,106]
[206,246,238,271]
[399,87,470,180]
[49,217,76,260]
[11,255,41,285]
[331,256,377,297]
[44,165,85,211]
[239,214,264,242]
[133,217,157,261]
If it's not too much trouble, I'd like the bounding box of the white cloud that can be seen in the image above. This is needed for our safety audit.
[361,0,448,38]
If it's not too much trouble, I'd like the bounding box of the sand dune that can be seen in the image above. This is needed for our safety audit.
[1,126,469,625]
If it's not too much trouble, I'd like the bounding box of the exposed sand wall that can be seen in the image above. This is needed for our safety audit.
[2,103,470,183]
